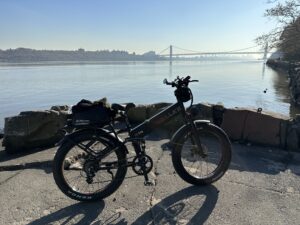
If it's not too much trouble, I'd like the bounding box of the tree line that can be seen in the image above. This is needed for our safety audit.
[0,48,162,62]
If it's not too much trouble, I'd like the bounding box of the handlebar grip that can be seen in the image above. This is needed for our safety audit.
[190,80,199,82]
[163,78,173,85]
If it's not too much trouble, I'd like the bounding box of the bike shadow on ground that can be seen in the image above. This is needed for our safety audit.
[0,146,54,174]
[131,185,218,225]
[0,160,53,173]
[28,201,105,225]
[27,185,218,225]
[0,145,55,163]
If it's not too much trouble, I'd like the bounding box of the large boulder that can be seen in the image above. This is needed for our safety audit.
[2,107,69,154]
[127,103,171,123]
[212,104,225,126]
[286,115,300,151]
[267,59,291,71]
[127,103,184,133]
[0,128,3,139]
[127,104,148,123]
[192,102,213,121]
[147,102,172,118]
[50,105,70,112]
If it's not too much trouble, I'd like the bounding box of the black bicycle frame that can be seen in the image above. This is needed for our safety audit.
[121,101,188,183]
[127,100,206,158]
[130,101,186,138]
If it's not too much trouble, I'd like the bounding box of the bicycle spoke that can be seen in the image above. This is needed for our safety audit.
[60,139,122,195]
[180,132,222,179]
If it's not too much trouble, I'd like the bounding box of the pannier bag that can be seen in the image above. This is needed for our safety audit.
[71,99,115,126]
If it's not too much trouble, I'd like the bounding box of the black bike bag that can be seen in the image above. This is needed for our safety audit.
[71,99,114,126]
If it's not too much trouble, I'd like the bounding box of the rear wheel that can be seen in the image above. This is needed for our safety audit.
[172,123,231,185]
[53,131,127,201]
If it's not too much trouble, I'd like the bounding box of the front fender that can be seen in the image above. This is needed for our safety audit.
[169,120,210,148]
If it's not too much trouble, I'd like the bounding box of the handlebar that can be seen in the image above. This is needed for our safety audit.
[163,76,198,88]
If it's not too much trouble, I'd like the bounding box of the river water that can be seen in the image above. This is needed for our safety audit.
[0,60,299,128]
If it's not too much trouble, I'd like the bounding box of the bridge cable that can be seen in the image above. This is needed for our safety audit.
[172,45,202,53]
[172,45,260,54]
[158,46,171,55]
[225,45,260,53]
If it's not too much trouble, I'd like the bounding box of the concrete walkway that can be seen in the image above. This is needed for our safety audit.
[0,137,300,225]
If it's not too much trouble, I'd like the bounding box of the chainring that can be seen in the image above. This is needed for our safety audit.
[132,155,153,175]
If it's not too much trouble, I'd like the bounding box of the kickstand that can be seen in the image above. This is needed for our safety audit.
[143,173,155,186]
[144,180,155,186]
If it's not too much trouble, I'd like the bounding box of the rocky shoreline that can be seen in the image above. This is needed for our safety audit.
[1,102,300,154]
[266,59,300,105]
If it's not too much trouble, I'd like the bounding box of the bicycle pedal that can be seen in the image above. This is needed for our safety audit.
[144,180,155,186]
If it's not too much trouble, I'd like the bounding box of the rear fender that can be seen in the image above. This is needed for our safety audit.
[56,128,127,154]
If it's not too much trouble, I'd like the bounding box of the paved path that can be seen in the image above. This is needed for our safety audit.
[0,137,300,225]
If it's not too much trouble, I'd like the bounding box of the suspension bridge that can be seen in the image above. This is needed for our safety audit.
[158,44,271,61]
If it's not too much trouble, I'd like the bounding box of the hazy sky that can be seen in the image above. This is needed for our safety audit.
[0,0,277,54]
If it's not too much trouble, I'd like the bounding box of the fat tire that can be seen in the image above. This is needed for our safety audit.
[53,131,127,202]
[172,123,231,185]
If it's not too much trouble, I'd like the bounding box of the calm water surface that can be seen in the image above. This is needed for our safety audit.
[0,60,299,128]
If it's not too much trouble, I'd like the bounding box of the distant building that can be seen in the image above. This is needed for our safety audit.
[142,51,156,57]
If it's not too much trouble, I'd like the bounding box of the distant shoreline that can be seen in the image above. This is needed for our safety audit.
[0,47,162,63]
[0,48,262,65]
[0,60,167,67]
[0,58,263,67]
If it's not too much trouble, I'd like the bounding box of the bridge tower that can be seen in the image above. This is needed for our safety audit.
[263,42,268,61]
[169,45,173,63]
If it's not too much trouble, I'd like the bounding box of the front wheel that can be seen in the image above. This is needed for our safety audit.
[171,122,231,185]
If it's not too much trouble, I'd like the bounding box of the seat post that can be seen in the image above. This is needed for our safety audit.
[123,113,132,131]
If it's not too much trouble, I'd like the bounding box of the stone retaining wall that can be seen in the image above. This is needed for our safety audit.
[2,102,300,153]
[127,103,299,152]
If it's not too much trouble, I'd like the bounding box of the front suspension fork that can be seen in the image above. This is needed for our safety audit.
[188,118,207,158]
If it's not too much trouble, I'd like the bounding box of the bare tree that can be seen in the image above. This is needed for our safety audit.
[256,0,300,60]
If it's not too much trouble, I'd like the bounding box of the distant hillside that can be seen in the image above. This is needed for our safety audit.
[0,48,162,62]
